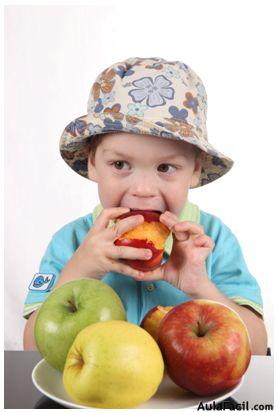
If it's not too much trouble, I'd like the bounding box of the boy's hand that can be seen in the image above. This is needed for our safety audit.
[71,207,150,280]
[139,211,215,295]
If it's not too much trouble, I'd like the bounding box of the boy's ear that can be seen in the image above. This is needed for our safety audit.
[190,151,205,188]
[87,153,98,182]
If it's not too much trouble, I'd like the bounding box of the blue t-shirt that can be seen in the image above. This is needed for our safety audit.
[23,203,263,322]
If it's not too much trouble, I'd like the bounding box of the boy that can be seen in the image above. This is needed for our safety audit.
[23,57,267,354]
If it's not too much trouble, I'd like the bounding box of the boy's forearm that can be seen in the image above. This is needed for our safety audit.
[52,253,104,292]
[23,309,39,351]
[186,278,268,355]
[52,257,84,291]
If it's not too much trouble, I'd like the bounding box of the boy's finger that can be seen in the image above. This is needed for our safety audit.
[108,260,145,281]
[108,214,145,240]
[136,266,164,281]
[193,234,215,249]
[173,221,205,236]
[109,245,153,261]
[159,211,179,230]
[91,207,131,233]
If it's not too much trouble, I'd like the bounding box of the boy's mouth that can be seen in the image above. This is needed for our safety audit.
[129,208,162,215]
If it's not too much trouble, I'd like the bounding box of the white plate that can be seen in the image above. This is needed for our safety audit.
[32,359,244,409]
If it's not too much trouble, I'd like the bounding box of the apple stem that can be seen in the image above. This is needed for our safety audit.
[67,299,77,313]
[196,321,207,337]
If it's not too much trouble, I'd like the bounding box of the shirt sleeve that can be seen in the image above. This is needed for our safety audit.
[23,238,62,319]
[23,225,79,319]
[210,222,264,317]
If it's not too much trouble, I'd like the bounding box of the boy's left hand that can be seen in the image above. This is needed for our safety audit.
[140,210,215,295]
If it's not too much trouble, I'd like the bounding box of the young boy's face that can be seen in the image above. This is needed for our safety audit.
[88,132,203,217]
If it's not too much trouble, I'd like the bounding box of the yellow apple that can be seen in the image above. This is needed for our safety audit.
[63,320,164,408]
[140,305,174,341]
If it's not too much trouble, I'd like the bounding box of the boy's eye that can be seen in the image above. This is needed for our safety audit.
[112,161,129,170]
[158,164,177,173]
[110,161,177,173]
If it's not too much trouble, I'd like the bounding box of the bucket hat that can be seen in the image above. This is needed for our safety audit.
[59,57,233,187]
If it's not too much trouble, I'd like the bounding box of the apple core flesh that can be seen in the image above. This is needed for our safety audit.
[114,210,170,272]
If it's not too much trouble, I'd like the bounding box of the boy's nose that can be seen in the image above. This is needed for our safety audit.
[130,181,157,198]
[129,172,159,200]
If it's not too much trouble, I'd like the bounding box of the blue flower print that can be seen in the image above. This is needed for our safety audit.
[193,115,202,129]
[169,106,188,122]
[178,62,189,72]
[128,75,174,108]
[101,91,115,105]
[73,159,88,172]
[155,121,165,127]
[161,131,175,139]
[65,119,86,136]
[125,124,141,134]
[164,66,180,79]
[95,98,104,113]
[127,103,148,117]
[149,127,160,136]
[87,123,102,135]
[102,118,123,132]
[195,83,207,114]
[212,156,226,168]
[116,65,135,78]
[196,82,206,97]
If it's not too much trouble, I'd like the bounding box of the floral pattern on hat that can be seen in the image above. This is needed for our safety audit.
[128,75,175,107]
[59,57,234,187]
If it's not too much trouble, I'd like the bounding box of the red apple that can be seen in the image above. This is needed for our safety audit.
[114,210,170,272]
[157,299,251,397]
[140,305,174,341]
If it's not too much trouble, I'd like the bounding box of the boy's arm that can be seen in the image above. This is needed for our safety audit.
[189,278,268,355]
[23,308,40,350]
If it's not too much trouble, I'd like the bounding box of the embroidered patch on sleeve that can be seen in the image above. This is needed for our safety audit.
[28,273,56,292]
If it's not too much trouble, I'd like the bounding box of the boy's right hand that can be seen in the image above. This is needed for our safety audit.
[70,207,152,280]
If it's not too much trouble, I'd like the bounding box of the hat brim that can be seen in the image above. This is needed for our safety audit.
[59,112,234,188]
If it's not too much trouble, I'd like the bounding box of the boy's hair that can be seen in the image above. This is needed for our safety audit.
[89,133,202,160]
[89,134,105,160]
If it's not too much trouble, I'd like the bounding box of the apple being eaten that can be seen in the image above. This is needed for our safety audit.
[140,305,174,341]
[114,210,170,272]
[34,278,126,372]
[158,299,251,396]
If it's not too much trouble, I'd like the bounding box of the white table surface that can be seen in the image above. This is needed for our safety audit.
[231,355,274,408]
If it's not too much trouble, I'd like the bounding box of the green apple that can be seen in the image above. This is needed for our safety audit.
[34,278,126,372]
[63,320,164,408]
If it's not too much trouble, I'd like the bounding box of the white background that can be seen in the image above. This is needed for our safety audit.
[4,1,276,350]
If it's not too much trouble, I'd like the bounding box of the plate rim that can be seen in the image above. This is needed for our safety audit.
[32,359,87,409]
[32,358,244,409]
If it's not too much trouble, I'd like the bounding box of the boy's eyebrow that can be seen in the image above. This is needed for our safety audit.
[102,149,187,161]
